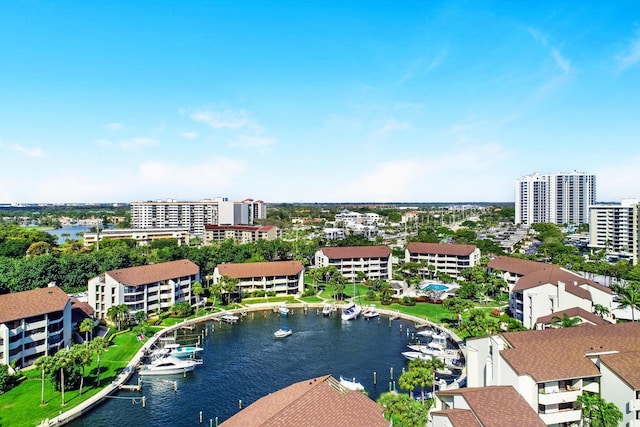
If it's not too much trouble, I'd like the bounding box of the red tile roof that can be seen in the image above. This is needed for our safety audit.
[512,266,611,300]
[0,286,70,323]
[488,256,548,275]
[431,408,482,426]
[435,386,545,426]
[496,322,640,382]
[600,351,640,389]
[319,246,391,259]
[217,260,303,279]
[107,259,199,285]
[219,375,389,427]
[406,242,477,256]
[535,306,611,326]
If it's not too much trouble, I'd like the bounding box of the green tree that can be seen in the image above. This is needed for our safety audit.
[593,304,610,318]
[376,392,429,427]
[617,285,640,322]
[79,318,95,344]
[577,392,623,427]
[191,281,204,306]
[459,309,499,337]
[70,344,92,395]
[551,314,582,328]
[442,297,474,326]
[0,364,16,394]
[398,369,421,400]
[34,355,54,405]
[89,337,110,386]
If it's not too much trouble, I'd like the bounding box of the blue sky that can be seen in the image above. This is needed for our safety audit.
[1,1,639,204]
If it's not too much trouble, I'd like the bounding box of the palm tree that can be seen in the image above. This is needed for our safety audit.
[551,314,582,328]
[191,281,204,306]
[53,349,73,406]
[398,369,421,400]
[79,318,95,344]
[34,355,54,406]
[592,303,610,318]
[89,337,110,386]
[70,344,92,395]
[617,286,640,322]
[578,392,622,427]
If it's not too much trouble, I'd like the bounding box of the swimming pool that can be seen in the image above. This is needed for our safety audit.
[421,283,449,292]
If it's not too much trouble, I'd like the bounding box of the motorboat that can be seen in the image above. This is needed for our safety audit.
[339,376,364,391]
[274,325,292,338]
[220,313,239,323]
[431,331,448,340]
[341,303,362,321]
[402,351,432,361]
[164,343,204,359]
[363,305,379,319]
[416,329,433,337]
[278,304,290,316]
[322,303,333,316]
[138,355,200,376]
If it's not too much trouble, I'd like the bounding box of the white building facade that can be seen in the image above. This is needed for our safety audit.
[515,171,596,226]
[130,198,267,236]
[589,199,639,265]
[466,322,640,426]
[315,246,393,282]
[213,260,304,296]
[88,259,200,320]
[0,285,72,368]
[405,242,480,280]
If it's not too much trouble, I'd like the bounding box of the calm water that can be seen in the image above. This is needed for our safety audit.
[68,310,431,426]
[46,225,91,242]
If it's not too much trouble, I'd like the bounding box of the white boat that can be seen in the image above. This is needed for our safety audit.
[339,376,364,391]
[416,329,433,337]
[138,355,199,376]
[322,303,333,316]
[341,303,362,320]
[274,326,292,338]
[278,304,290,316]
[363,305,379,318]
[164,343,204,359]
[402,351,432,361]
[432,331,448,340]
[220,313,239,323]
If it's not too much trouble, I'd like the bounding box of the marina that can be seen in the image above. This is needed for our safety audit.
[66,308,465,426]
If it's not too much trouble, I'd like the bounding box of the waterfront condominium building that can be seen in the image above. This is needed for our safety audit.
[88,259,200,320]
[589,199,639,265]
[515,171,596,226]
[314,246,393,282]
[130,197,267,236]
[0,285,72,368]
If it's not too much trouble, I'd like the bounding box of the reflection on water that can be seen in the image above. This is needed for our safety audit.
[68,310,429,426]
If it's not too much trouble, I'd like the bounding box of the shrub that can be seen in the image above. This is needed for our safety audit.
[401,296,416,306]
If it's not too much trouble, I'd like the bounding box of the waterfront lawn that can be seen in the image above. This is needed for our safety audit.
[379,302,453,324]
[0,332,144,427]
[299,295,323,303]
[242,296,295,305]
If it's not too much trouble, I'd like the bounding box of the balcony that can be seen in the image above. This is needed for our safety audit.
[539,389,581,405]
[539,409,581,425]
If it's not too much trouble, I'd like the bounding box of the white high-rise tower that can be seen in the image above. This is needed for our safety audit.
[515,171,596,226]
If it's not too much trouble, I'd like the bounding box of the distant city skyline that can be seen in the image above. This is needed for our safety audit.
[1,2,640,204]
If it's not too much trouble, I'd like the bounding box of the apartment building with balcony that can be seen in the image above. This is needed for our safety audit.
[131,197,267,236]
[212,260,304,296]
[203,224,281,244]
[466,322,640,426]
[88,259,200,320]
[314,246,392,282]
[83,227,190,247]
[431,386,545,426]
[0,285,72,368]
[405,242,480,280]
[589,199,639,265]
[515,171,596,226]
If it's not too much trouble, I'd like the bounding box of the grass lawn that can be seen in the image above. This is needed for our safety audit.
[242,295,295,305]
[299,295,323,303]
[0,332,145,427]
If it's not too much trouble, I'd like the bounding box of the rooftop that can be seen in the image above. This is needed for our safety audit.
[216,260,304,279]
[107,259,199,286]
[0,286,70,323]
[406,242,477,256]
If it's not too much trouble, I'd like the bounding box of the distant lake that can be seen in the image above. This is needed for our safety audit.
[46,225,92,242]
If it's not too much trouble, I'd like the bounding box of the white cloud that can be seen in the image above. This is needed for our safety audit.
[615,31,640,72]
[527,27,547,46]
[228,134,275,149]
[106,122,124,131]
[120,137,159,150]
[551,48,572,74]
[336,143,512,202]
[0,141,45,157]
[188,106,251,129]
[180,131,199,140]
[380,118,410,134]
